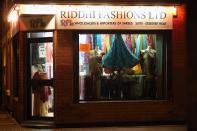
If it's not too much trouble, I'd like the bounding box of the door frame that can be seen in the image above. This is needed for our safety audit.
[25,31,54,120]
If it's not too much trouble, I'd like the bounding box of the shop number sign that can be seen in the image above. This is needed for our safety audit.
[30,18,46,29]
[19,15,55,31]
[56,6,173,30]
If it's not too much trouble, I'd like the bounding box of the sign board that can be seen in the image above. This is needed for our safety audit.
[19,15,55,31]
[56,6,173,30]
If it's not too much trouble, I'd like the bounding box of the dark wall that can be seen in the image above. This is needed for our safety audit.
[187,0,197,130]
[0,0,3,106]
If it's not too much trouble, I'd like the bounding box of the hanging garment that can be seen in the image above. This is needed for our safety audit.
[84,52,89,63]
[45,42,53,63]
[147,34,152,47]
[130,35,136,53]
[110,34,115,45]
[102,34,139,69]
[32,71,51,116]
[79,75,85,100]
[104,35,111,53]
[125,34,133,52]
[135,35,141,58]
[152,34,156,49]
[96,34,102,50]
[33,72,51,102]
[85,34,93,43]
[142,35,147,50]
[101,35,106,52]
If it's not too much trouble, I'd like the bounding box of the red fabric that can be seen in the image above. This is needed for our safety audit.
[46,43,53,63]
[33,72,51,102]
[104,68,113,74]
[147,34,152,46]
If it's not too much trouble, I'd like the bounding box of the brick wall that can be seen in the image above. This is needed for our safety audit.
[171,5,187,118]
[54,30,75,123]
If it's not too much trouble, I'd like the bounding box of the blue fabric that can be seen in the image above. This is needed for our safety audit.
[136,35,141,58]
[102,34,139,69]
[96,34,102,50]
[142,35,147,50]
[111,35,115,45]
[125,34,133,52]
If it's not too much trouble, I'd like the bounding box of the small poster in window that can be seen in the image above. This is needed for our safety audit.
[39,45,46,58]
[80,43,91,52]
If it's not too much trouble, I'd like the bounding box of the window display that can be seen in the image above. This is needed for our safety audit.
[78,33,166,101]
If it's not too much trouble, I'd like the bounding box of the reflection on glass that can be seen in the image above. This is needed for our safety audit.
[79,34,166,101]
[30,41,54,117]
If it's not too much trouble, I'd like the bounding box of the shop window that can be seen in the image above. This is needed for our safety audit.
[78,33,168,101]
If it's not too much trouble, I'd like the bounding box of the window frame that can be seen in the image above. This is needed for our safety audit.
[25,31,55,120]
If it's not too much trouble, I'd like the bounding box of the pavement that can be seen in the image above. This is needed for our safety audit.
[0,110,187,131]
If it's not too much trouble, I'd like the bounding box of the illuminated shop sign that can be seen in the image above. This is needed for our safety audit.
[56,6,173,30]
[14,5,174,30]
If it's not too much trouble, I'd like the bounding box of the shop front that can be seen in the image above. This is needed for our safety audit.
[6,3,187,125]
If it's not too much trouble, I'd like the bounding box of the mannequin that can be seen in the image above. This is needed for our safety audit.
[140,46,157,97]
[89,45,102,75]
[86,45,102,99]
[140,46,156,76]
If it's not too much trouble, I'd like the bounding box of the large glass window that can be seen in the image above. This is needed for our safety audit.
[78,33,168,101]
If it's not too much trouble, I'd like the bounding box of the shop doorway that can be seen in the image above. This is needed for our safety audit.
[26,32,54,119]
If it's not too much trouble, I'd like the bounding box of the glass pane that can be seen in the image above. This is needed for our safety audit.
[78,34,166,101]
[30,42,54,79]
[30,42,54,117]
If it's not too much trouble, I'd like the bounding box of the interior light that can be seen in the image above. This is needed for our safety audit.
[15,5,20,11]
[172,6,177,16]
[19,4,56,15]
[8,9,18,22]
